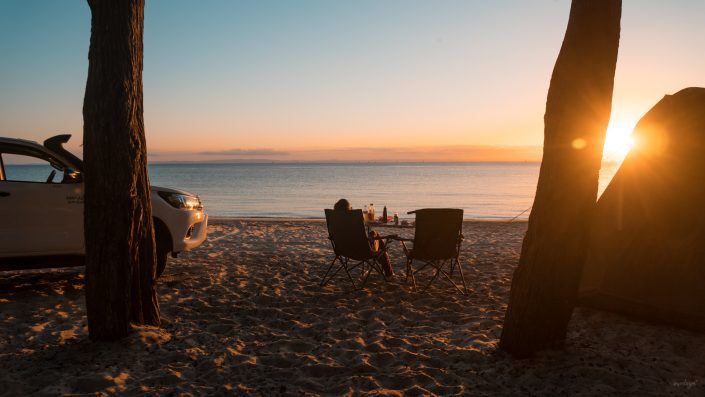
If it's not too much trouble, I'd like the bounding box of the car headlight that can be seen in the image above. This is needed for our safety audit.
[158,191,203,210]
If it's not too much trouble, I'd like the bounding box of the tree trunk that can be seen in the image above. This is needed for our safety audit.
[83,0,160,341]
[500,0,621,357]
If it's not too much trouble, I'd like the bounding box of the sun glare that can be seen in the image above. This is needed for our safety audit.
[603,120,636,162]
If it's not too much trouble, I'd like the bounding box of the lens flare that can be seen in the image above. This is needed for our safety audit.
[604,120,636,162]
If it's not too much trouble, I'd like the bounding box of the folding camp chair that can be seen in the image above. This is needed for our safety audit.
[399,208,467,294]
[321,209,396,290]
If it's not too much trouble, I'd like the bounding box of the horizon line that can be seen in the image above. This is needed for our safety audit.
[146,159,624,165]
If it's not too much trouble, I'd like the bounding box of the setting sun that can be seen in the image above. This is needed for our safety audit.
[603,120,636,161]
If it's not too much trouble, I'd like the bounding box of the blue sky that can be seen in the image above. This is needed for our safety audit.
[1,1,704,162]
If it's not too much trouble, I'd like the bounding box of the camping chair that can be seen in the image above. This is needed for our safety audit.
[399,208,467,294]
[321,209,396,290]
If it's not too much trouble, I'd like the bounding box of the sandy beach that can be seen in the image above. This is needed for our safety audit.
[1,219,704,396]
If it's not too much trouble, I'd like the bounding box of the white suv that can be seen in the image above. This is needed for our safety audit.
[0,134,208,278]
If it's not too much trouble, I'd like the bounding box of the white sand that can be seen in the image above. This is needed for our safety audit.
[1,220,704,395]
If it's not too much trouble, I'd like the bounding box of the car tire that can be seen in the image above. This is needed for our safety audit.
[154,222,171,280]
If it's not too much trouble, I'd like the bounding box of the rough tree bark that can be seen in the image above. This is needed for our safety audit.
[500,0,621,357]
[83,0,160,341]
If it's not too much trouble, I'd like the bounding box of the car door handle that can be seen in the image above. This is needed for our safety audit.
[0,192,9,197]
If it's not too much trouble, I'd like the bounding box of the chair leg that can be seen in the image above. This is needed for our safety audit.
[408,259,436,292]
[454,257,468,295]
[359,260,375,289]
[322,256,362,290]
[320,255,340,287]
[439,268,466,295]
[405,258,412,282]
[435,258,467,295]
[407,259,420,291]
[342,258,359,290]
[421,260,442,293]
[410,258,468,295]
[324,253,404,291]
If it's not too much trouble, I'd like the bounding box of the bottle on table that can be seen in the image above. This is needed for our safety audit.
[382,206,388,223]
[393,212,399,225]
[364,204,368,220]
[368,203,375,221]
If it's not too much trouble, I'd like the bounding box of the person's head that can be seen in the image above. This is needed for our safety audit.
[334,198,352,211]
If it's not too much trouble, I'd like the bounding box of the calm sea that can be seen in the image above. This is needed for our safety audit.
[149,162,620,220]
[6,162,620,220]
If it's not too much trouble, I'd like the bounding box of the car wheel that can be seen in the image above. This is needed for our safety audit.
[154,226,171,280]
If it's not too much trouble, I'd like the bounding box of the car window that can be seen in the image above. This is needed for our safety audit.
[1,153,66,184]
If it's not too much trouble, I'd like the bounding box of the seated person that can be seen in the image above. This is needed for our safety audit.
[334,198,394,277]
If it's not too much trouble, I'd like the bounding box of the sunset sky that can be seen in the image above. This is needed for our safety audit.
[1,1,704,162]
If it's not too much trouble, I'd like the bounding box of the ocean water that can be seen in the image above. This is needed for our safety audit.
[5,162,620,220]
[148,162,621,220]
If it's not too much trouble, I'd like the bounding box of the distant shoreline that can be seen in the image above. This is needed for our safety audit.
[147,160,623,166]
[148,160,544,165]
[6,160,628,166]
[209,217,528,223]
